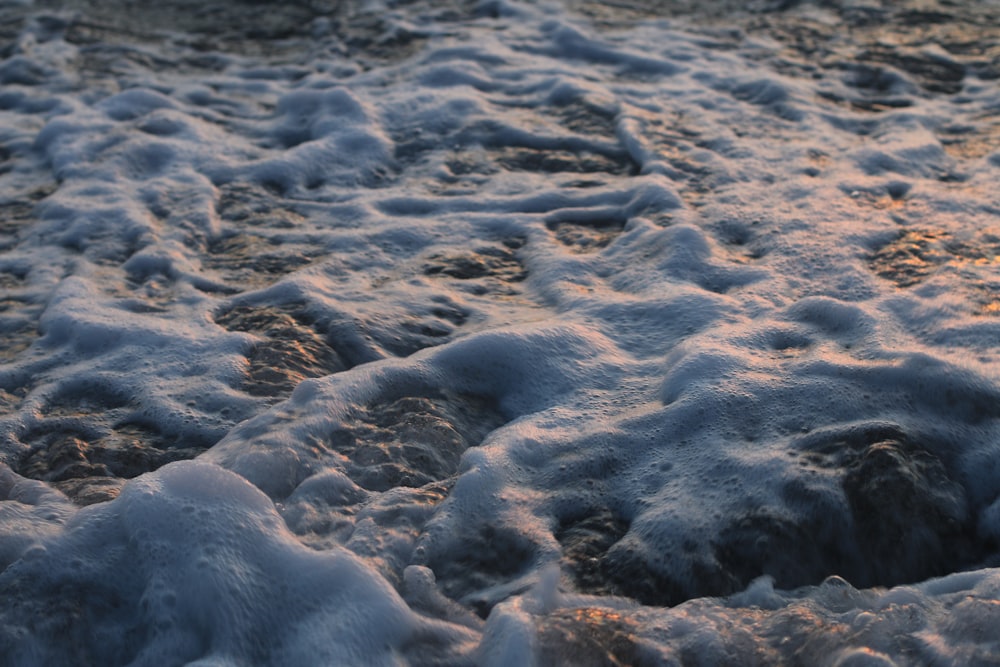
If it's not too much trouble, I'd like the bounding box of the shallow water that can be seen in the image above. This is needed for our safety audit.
[1,0,999,664]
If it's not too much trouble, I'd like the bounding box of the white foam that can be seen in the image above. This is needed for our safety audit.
[1,0,999,663]
[0,461,476,665]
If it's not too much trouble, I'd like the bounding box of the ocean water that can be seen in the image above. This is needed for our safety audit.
[1,0,999,664]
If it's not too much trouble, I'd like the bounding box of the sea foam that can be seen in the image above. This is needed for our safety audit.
[0,0,999,663]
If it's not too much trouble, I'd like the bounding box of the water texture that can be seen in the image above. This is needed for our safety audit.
[0,0,999,664]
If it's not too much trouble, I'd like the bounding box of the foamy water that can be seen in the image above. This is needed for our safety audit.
[1,0,999,664]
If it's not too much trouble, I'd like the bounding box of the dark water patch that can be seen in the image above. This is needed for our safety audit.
[0,186,53,237]
[0,263,41,363]
[547,221,620,254]
[51,0,343,59]
[659,136,711,182]
[366,295,473,359]
[51,475,126,506]
[551,99,618,139]
[568,0,767,24]
[637,115,720,204]
[42,382,132,418]
[0,4,32,55]
[312,390,507,602]
[443,153,496,178]
[841,62,915,96]
[429,301,469,327]
[427,239,525,277]
[714,509,853,595]
[214,303,349,400]
[846,97,913,114]
[844,182,918,215]
[0,57,49,86]
[723,0,999,130]
[0,311,36,362]
[793,428,987,589]
[815,62,918,114]
[869,228,998,289]
[563,179,608,189]
[494,147,636,176]
[203,232,317,289]
[17,382,211,491]
[556,508,630,596]
[214,182,308,229]
[842,438,975,587]
[547,216,625,254]
[0,574,146,667]
[17,422,202,505]
[816,90,913,114]
[938,119,1000,160]
[400,317,453,340]
[327,392,504,493]
[764,327,812,353]
[0,388,21,416]
[141,184,203,224]
[710,216,759,250]
[536,607,643,667]
[574,0,1000,99]
[423,240,527,296]
[896,9,956,26]
[860,47,965,95]
[598,542,707,607]
[869,229,949,288]
[435,522,537,617]
[338,12,429,67]
[73,44,178,87]
[63,15,165,46]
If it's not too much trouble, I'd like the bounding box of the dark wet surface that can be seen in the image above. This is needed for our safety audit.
[327,392,504,492]
[215,303,351,399]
